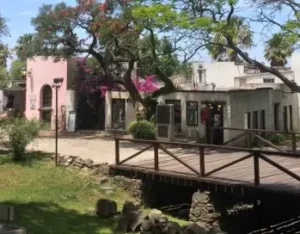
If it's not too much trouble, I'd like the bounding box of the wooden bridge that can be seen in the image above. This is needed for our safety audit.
[110,138,300,194]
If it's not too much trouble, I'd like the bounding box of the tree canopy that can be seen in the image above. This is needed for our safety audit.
[19,0,195,107]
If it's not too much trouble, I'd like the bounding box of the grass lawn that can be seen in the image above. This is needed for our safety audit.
[0,152,136,234]
[0,152,187,234]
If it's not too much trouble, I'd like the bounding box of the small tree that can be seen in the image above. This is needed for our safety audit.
[3,118,45,161]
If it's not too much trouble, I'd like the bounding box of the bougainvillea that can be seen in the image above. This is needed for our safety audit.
[133,75,160,93]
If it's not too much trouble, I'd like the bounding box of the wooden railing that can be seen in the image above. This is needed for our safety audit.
[114,138,300,187]
[208,127,300,153]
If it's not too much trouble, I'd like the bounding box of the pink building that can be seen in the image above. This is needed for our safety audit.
[25,56,78,130]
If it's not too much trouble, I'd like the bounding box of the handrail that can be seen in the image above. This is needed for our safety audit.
[114,138,300,187]
[114,137,300,157]
[209,126,300,135]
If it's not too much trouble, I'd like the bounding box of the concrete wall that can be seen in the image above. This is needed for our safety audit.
[25,57,68,129]
[191,62,245,88]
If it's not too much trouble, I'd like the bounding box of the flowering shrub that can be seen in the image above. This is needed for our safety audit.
[133,75,159,93]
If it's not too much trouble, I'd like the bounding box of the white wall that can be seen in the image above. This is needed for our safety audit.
[191,62,245,88]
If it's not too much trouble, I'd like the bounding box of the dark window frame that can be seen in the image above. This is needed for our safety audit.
[260,110,265,130]
[289,105,293,131]
[42,85,52,108]
[186,101,198,126]
[283,106,288,131]
[247,112,251,129]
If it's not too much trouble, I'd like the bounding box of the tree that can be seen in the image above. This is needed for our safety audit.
[9,59,26,80]
[0,14,9,67]
[134,0,300,92]
[14,34,35,62]
[19,0,191,108]
[207,17,253,62]
[264,33,294,66]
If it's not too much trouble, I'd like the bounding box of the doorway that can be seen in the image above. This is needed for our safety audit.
[77,91,105,130]
[111,99,126,130]
[165,100,181,133]
[202,102,224,145]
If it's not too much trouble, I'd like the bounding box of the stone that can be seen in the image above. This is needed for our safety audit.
[151,223,165,234]
[115,211,140,233]
[0,205,14,221]
[183,223,207,234]
[95,199,117,217]
[141,220,155,231]
[208,227,227,234]
[158,216,168,223]
[73,158,85,168]
[82,166,90,172]
[122,201,139,213]
[99,176,110,185]
[84,159,94,168]
[149,209,163,223]
[166,221,182,234]
[130,212,147,232]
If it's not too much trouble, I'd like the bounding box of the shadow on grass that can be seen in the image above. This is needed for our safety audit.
[2,201,114,234]
[0,151,52,167]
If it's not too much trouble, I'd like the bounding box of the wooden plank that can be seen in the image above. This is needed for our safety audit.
[249,132,284,152]
[119,144,153,165]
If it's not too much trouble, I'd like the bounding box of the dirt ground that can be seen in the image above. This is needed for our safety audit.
[26,131,223,164]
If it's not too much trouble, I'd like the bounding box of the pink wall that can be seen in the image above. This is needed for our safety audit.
[25,57,68,128]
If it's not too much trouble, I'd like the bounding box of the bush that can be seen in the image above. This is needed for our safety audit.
[2,118,46,161]
[128,120,156,140]
[263,133,286,145]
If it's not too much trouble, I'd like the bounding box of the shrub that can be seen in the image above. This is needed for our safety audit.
[2,118,46,161]
[263,133,285,145]
[128,120,156,140]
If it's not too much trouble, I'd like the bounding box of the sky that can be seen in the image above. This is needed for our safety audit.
[0,0,278,68]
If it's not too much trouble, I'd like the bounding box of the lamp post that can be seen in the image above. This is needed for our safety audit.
[52,78,64,166]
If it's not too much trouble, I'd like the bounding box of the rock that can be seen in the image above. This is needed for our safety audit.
[158,216,168,223]
[208,227,227,234]
[130,212,147,232]
[95,199,117,217]
[0,224,26,234]
[122,201,139,213]
[85,159,93,168]
[82,166,90,172]
[152,223,166,234]
[141,220,155,231]
[183,223,207,234]
[99,176,109,185]
[166,221,182,234]
[149,209,163,223]
[115,211,140,233]
[73,158,85,168]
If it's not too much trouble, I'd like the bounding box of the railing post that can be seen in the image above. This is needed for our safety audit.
[199,146,205,177]
[154,143,159,170]
[292,133,297,153]
[115,139,120,165]
[247,132,252,148]
[254,152,260,186]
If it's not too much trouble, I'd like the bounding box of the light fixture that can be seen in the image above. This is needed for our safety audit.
[53,77,64,87]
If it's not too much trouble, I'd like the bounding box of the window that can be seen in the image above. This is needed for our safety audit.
[247,112,251,129]
[253,111,258,129]
[263,78,275,83]
[274,103,279,130]
[197,65,206,83]
[283,106,288,131]
[42,85,52,108]
[260,110,265,130]
[186,101,198,126]
[289,105,293,131]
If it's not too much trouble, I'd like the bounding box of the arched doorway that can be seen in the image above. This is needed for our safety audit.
[40,85,52,123]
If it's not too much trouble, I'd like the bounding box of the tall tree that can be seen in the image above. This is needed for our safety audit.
[20,0,191,107]
[207,17,253,62]
[0,14,9,67]
[134,0,300,92]
[264,33,294,67]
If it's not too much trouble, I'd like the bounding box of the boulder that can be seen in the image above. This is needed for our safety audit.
[183,223,207,234]
[122,201,139,213]
[84,159,94,168]
[166,221,182,234]
[115,211,141,233]
[95,199,117,217]
[141,220,155,231]
[73,158,85,168]
[99,176,110,185]
[158,216,168,223]
[130,212,147,232]
[149,209,163,223]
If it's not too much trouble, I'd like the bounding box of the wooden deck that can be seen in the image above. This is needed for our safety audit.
[111,138,300,194]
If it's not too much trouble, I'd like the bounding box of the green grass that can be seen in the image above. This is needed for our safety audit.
[0,152,136,234]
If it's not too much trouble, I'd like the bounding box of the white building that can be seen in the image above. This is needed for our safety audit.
[105,54,300,145]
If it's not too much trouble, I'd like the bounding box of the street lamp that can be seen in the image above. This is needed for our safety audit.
[52,78,63,166]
